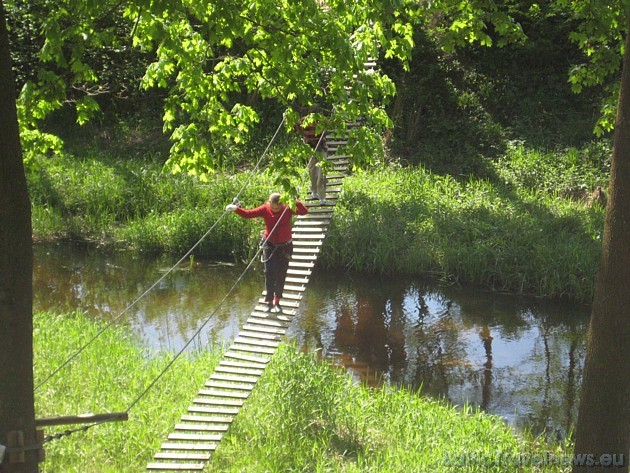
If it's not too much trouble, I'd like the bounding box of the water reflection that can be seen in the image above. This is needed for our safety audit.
[291,273,588,437]
[33,243,589,436]
[33,243,263,352]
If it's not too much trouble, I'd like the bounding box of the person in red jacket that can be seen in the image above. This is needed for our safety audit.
[226,192,308,312]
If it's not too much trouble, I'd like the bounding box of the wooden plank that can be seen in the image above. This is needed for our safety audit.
[235,336,280,348]
[35,412,128,427]
[197,389,250,399]
[154,453,212,461]
[304,203,335,209]
[291,239,322,246]
[174,424,230,433]
[180,415,233,424]
[286,269,312,277]
[187,406,239,415]
[251,308,293,319]
[205,380,255,391]
[292,226,326,233]
[167,433,223,442]
[285,275,310,284]
[229,344,276,355]
[244,316,289,328]
[324,173,346,180]
[294,220,329,226]
[247,312,291,323]
[262,291,302,300]
[159,443,217,452]
[219,359,267,370]
[222,351,269,365]
[147,462,205,471]
[232,338,279,351]
[298,213,332,220]
[288,261,315,268]
[291,233,325,240]
[280,283,307,291]
[208,372,260,383]
[289,257,317,268]
[251,308,297,317]
[242,324,286,335]
[291,254,318,261]
[255,302,298,313]
[239,330,282,341]
[191,397,244,407]
[291,247,320,255]
[254,301,298,311]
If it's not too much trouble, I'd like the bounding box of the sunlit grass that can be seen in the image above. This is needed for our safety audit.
[324,165,603,303]
[34,312,571,472]
[34,311,223,472]
[213,345,571,472]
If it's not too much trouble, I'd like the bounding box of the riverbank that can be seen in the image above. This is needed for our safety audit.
[36,311,571,472]
[28,140,607,303]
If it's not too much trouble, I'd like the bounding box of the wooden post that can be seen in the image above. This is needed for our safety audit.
[34,412,129,427]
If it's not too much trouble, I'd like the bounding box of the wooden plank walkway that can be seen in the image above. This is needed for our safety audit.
[146,139,349,471]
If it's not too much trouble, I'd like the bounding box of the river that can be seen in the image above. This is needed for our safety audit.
[33,242,590,438]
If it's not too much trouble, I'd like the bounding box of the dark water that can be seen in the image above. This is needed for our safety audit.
[33,243,590,437]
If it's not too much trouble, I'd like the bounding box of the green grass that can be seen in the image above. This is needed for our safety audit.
[323,164,604,303]
[27,140,608,303]
[34,311,223,472]
[34,312,572,472]
[216,345,571,472]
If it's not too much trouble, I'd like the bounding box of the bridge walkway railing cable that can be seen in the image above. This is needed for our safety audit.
[146,135,351,472]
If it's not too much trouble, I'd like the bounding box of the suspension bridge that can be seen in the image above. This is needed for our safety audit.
[26,55,376,473]
[145,133,353,471]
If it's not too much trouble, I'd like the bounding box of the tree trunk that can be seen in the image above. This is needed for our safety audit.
[573,19,630,473]
[0,2,38,472]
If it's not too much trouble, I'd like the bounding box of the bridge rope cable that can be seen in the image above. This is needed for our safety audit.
[125,205,291,414]
[35,115,287,392]
[37,206,292,448]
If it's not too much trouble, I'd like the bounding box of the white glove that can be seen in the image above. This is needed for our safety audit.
[225,204,238,212]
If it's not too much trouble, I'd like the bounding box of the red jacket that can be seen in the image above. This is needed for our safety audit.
[235,201,308,244]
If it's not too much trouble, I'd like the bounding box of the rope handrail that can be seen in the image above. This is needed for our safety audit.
[35,115,287,392]
[36,204,293,448]
[125,205,291,414]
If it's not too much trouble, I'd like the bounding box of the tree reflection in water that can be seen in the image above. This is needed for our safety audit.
[296,272,589,438]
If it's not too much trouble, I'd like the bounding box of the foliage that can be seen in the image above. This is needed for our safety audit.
[7,0,566,187]
[5,0,151,160]
[493,140,611,194]
[323,165,604,303]
[27,149,279,259]
[554,0,630,135]
[5,0,420,176]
